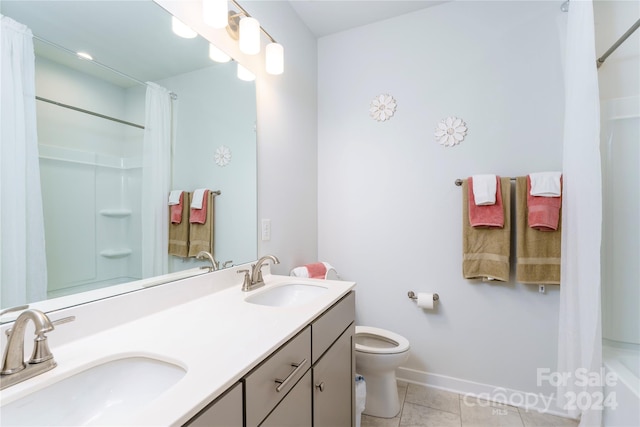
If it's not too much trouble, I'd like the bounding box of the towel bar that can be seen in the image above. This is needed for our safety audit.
[407,291,439,301]
[455,177,516,186]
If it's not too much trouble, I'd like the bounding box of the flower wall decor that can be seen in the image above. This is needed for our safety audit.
[434,116,468,147]
[369,94,397,122]
[214,145,232,167]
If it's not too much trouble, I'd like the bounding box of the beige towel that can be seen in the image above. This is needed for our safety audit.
[516,177,561,284]
[462,177,511,282]
[168,191,190,257]
[188,191,215,257]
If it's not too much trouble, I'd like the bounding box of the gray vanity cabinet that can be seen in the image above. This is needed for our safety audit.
[311,292,355,427]
[184,381,243,427]
[313,325,354,426]
[183,291,355,427]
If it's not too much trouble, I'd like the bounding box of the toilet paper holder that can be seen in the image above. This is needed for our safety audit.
[407,291,439,301]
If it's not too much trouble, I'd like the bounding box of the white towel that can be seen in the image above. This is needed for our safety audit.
[191,188,207,209]
[168,190,183,206]
[472,174,497,205]
[529,172,562,197]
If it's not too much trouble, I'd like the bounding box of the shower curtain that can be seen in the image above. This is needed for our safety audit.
[0,16,48,308]
[557,1,603,426]
[141,82,172,278]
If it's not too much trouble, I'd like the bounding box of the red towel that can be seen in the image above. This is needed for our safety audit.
[527,175,562,231]
[170,192,183,224]
[468,176,504,228]
[190,190,209,224]
[305,262,327,279]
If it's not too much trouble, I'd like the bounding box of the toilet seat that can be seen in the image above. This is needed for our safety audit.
[355,326,410,355]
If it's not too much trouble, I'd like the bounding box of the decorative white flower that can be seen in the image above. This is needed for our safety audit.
[369,94,397,122]
[215,145,231,167]
[435,116,468,147]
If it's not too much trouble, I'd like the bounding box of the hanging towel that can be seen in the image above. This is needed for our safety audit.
[188,191,215,257]
[168,191,190,257]
[190,189,209,224]
[468,175,504,228]
[472,174,498,205]
[169,191,184,224]
[516,177,561,284]
[527,175,562,231]
[290,262,339,280]
[462,177,511,282]
[529,172,562,197]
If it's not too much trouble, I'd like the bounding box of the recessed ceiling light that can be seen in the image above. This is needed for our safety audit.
[76,51,93,61]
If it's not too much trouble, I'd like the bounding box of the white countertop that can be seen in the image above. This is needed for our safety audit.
[0,271,355,426]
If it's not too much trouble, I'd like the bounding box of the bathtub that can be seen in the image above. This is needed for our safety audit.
[602,342,640,427]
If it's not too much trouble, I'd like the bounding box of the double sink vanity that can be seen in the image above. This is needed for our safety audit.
[0,259,356,426]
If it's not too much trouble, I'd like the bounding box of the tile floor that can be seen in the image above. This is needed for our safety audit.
[361,382,579,427]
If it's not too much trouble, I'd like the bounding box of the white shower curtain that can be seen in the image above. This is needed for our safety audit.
[141,82,172,278]
[557,1,602,426]
[0,16,48,307]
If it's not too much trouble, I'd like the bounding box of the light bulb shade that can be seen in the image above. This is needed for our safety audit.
[202,0,228,29]
[209,43,231,63]
[237,63,256,81]
[172,16,197,39]
[239,17,260,55]
[265,43,284,75]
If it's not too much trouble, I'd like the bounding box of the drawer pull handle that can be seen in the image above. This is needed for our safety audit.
[274,358,307,392]
[315,381,325,392]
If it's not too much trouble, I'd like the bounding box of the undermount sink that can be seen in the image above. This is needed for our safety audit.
[245,283,328,307]
[1,356,186,426]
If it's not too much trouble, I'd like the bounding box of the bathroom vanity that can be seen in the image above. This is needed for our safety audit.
[187,291,355,426]
[0,266,356,426]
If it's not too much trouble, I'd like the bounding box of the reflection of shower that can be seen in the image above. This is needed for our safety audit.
[32,36,157,298]
[36,72,147,298]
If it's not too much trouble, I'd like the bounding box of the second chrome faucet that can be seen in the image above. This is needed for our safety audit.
[239,255,280,292]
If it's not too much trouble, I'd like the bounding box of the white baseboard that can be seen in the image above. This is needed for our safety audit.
[396,366,573,419]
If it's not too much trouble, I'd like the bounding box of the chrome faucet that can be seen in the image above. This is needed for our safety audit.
[239,255,280,292]
[0,308,66,390]
[196,251,219,272]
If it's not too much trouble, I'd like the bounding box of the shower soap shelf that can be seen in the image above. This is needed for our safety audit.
[100,249,132,259]
[99,209,132,218]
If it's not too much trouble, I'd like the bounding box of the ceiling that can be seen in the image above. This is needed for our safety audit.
[0,1,215,88]
[0,0,449,88]
[287,0,449,38]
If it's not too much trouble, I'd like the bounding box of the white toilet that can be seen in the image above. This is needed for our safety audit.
[354,326,410,418]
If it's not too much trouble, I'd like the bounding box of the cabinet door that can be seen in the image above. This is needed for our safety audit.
[313,324,354,427]
[185,382,242,427]
[260,370,312,427]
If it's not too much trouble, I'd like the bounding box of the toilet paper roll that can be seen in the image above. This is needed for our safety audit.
[416,293,435,309]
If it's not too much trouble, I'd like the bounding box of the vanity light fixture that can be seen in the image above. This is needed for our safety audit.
[209,43,231,63]
[236,63,256,81]
[205,0,284,75]
[239,16,260,55]
[202,0,228,29]
[265,42,284,75]
[172,16,197,39]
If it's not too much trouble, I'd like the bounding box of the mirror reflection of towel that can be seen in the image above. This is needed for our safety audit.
[169,192,190,257]
[188,192,215,257]
[190,189,208,224]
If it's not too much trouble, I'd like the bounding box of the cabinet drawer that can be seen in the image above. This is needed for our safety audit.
[312,291,355,364]
[245,326,311,426]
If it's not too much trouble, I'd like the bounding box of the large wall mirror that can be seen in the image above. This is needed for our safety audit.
[0,1,257,312]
